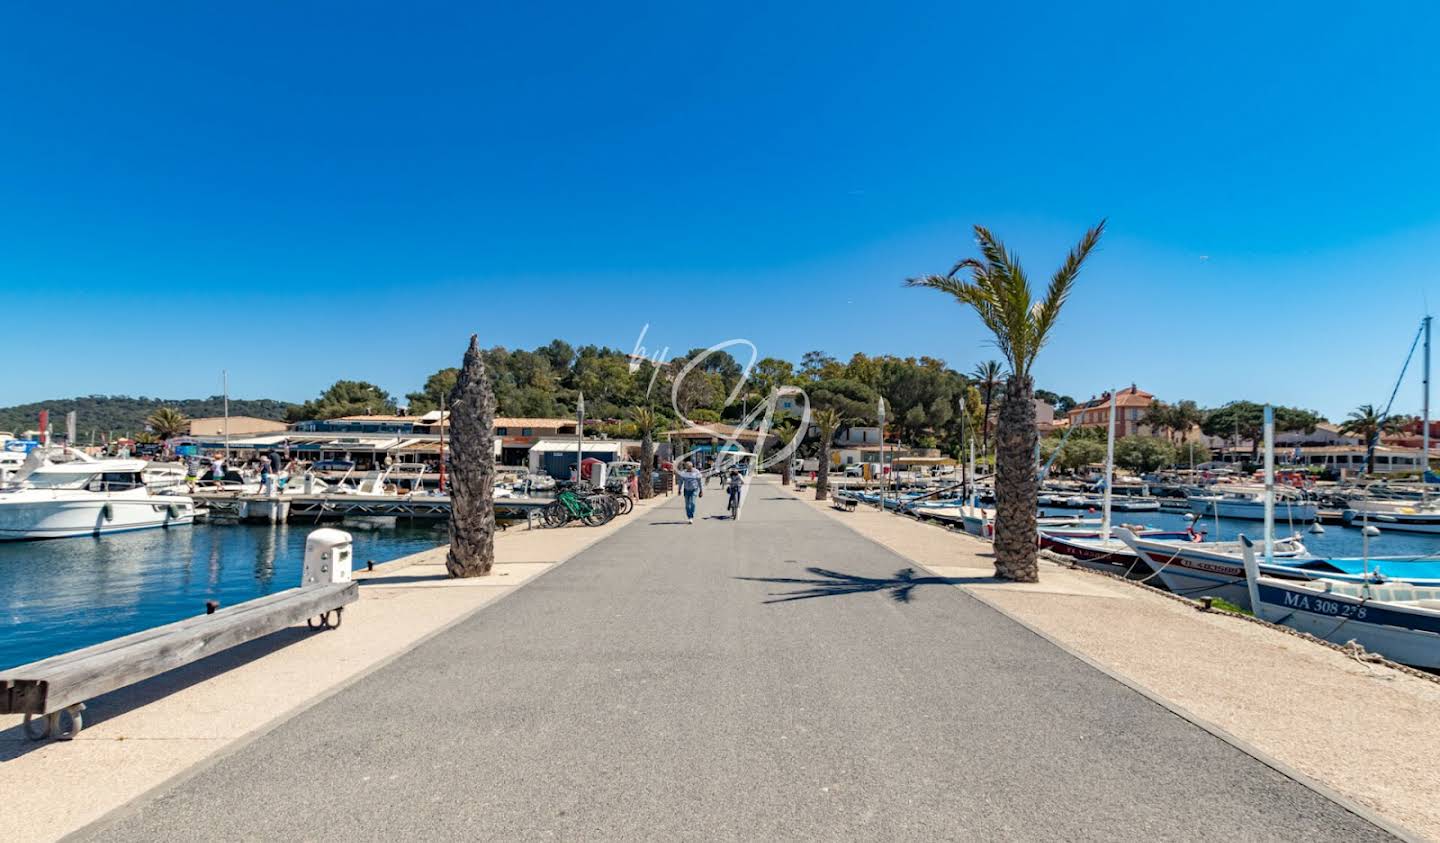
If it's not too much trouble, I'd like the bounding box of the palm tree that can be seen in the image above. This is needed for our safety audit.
[446,335,497,578]
[1340,403,1400,474]
[907,221,1105,582]
[631,405,658,499]
[812,407,843,501]
[970,360,1003,457]
[146,406,189,441]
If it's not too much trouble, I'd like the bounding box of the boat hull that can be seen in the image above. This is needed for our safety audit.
[0,492,195,541]
[1253,581,1440,669]
[1188,497,1318,521]
[1342,509,1440,534]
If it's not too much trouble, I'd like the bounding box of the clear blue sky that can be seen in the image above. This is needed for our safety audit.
[3,1,1438,421]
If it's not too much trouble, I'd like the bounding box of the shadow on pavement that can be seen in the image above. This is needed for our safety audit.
[0,627,313,761]
[649,520,692,526]
[737,566,998,604]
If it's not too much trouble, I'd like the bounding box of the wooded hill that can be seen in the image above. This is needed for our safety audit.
[0,396,295,439]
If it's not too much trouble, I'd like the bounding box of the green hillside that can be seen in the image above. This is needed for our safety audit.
[0,395,296,440]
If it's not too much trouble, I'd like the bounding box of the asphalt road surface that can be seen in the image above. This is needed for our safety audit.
[88,483,1391,841]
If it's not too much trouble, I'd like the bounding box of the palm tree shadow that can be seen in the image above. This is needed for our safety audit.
[737,566,996,604]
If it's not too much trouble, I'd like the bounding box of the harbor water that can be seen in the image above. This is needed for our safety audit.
[1041,507,1440,561]
[0,523,443,670]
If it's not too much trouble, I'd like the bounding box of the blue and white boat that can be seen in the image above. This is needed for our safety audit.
[1239,536,1440,669]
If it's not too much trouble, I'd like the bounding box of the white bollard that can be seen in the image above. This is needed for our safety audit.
[302,528,354,586]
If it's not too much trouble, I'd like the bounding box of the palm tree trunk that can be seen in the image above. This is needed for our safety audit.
[993,375,1038,582]
[638,432,654,499]
[781,457,792,486]
[815,444,832,500]
[446,336,496,578]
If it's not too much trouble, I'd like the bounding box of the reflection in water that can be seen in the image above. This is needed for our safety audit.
[0,523,441,669]
[254,525,280,587]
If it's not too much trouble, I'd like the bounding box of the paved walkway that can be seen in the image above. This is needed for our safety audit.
[88,483,1390,840]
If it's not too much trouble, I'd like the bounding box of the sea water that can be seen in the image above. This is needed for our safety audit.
[0,523,443,670]
[1043,507,1440,561]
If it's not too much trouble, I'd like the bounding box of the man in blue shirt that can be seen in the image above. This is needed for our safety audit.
[675,460,703,524]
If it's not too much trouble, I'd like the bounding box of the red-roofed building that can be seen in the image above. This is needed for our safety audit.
[1066,385,1155,438]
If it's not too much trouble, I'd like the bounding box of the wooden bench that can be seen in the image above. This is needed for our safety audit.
[1,581,357,740]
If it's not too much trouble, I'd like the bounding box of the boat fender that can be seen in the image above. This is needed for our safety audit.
[102,503,114,521]
[167,503,182,518]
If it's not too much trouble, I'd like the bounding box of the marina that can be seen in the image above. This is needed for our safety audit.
[8,12,1440,839]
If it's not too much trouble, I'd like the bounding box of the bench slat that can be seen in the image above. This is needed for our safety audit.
[1,582,357,715]
[8,589,313,679]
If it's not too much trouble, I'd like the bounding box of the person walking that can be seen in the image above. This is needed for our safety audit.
[676,460,703,524]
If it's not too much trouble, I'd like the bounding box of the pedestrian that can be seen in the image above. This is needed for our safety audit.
[676,460,703,524]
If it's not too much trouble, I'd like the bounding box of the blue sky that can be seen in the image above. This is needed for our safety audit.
[2,1,1437,421]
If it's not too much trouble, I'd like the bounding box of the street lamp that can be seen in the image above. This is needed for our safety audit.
[877,397,886,512]
[576,392,585,485]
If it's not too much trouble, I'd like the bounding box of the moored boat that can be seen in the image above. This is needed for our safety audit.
[1239,536,1440,669]
[0,451,195,541]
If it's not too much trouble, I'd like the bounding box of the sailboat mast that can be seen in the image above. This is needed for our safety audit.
[1263,404,1275,566]
[1102,390,1116,540]
[222,369,230,460]
[968,438,976,509]
[1424,315,1432,499]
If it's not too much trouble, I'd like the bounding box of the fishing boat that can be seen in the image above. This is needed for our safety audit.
[1123,402,1440,606]
[1238,536,1440,669]
[0,450,195,540]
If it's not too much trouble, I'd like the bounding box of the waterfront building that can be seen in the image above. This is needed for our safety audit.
[1067,385,1154,437]
[187,416,290,437]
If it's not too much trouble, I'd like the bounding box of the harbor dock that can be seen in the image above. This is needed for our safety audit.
[190,490,551,524]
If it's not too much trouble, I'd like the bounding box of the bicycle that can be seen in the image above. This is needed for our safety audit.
[727,485,741,520]
[543,487,613,527]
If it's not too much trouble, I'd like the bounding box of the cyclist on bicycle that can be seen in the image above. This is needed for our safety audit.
[725,469,743,520]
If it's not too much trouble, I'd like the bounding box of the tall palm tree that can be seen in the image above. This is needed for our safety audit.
[970,360,1003,457]
[631,405,658,499]
[146,406,189,441]
[812,407,843,501]
[907,221,1105,582]
[1340,403,1400,474]
[446,335,497,578]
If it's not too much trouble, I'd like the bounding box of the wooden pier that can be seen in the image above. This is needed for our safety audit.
[192,491,550,525]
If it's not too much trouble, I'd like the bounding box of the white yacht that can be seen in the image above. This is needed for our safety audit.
[0,451,195,540]
[1187,485,1317,521]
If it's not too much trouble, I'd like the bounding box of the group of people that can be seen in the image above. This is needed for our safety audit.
[191,451,300,494]
[673,461,744,524]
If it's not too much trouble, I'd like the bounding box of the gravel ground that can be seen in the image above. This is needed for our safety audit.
[86,485,1391,841]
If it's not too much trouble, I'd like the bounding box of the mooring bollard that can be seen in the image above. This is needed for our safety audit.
[1199,596,1214,611]
[205,600,219,615]
[367,560,375,572]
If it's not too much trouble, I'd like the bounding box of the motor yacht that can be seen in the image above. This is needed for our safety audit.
[0,450,195,540]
